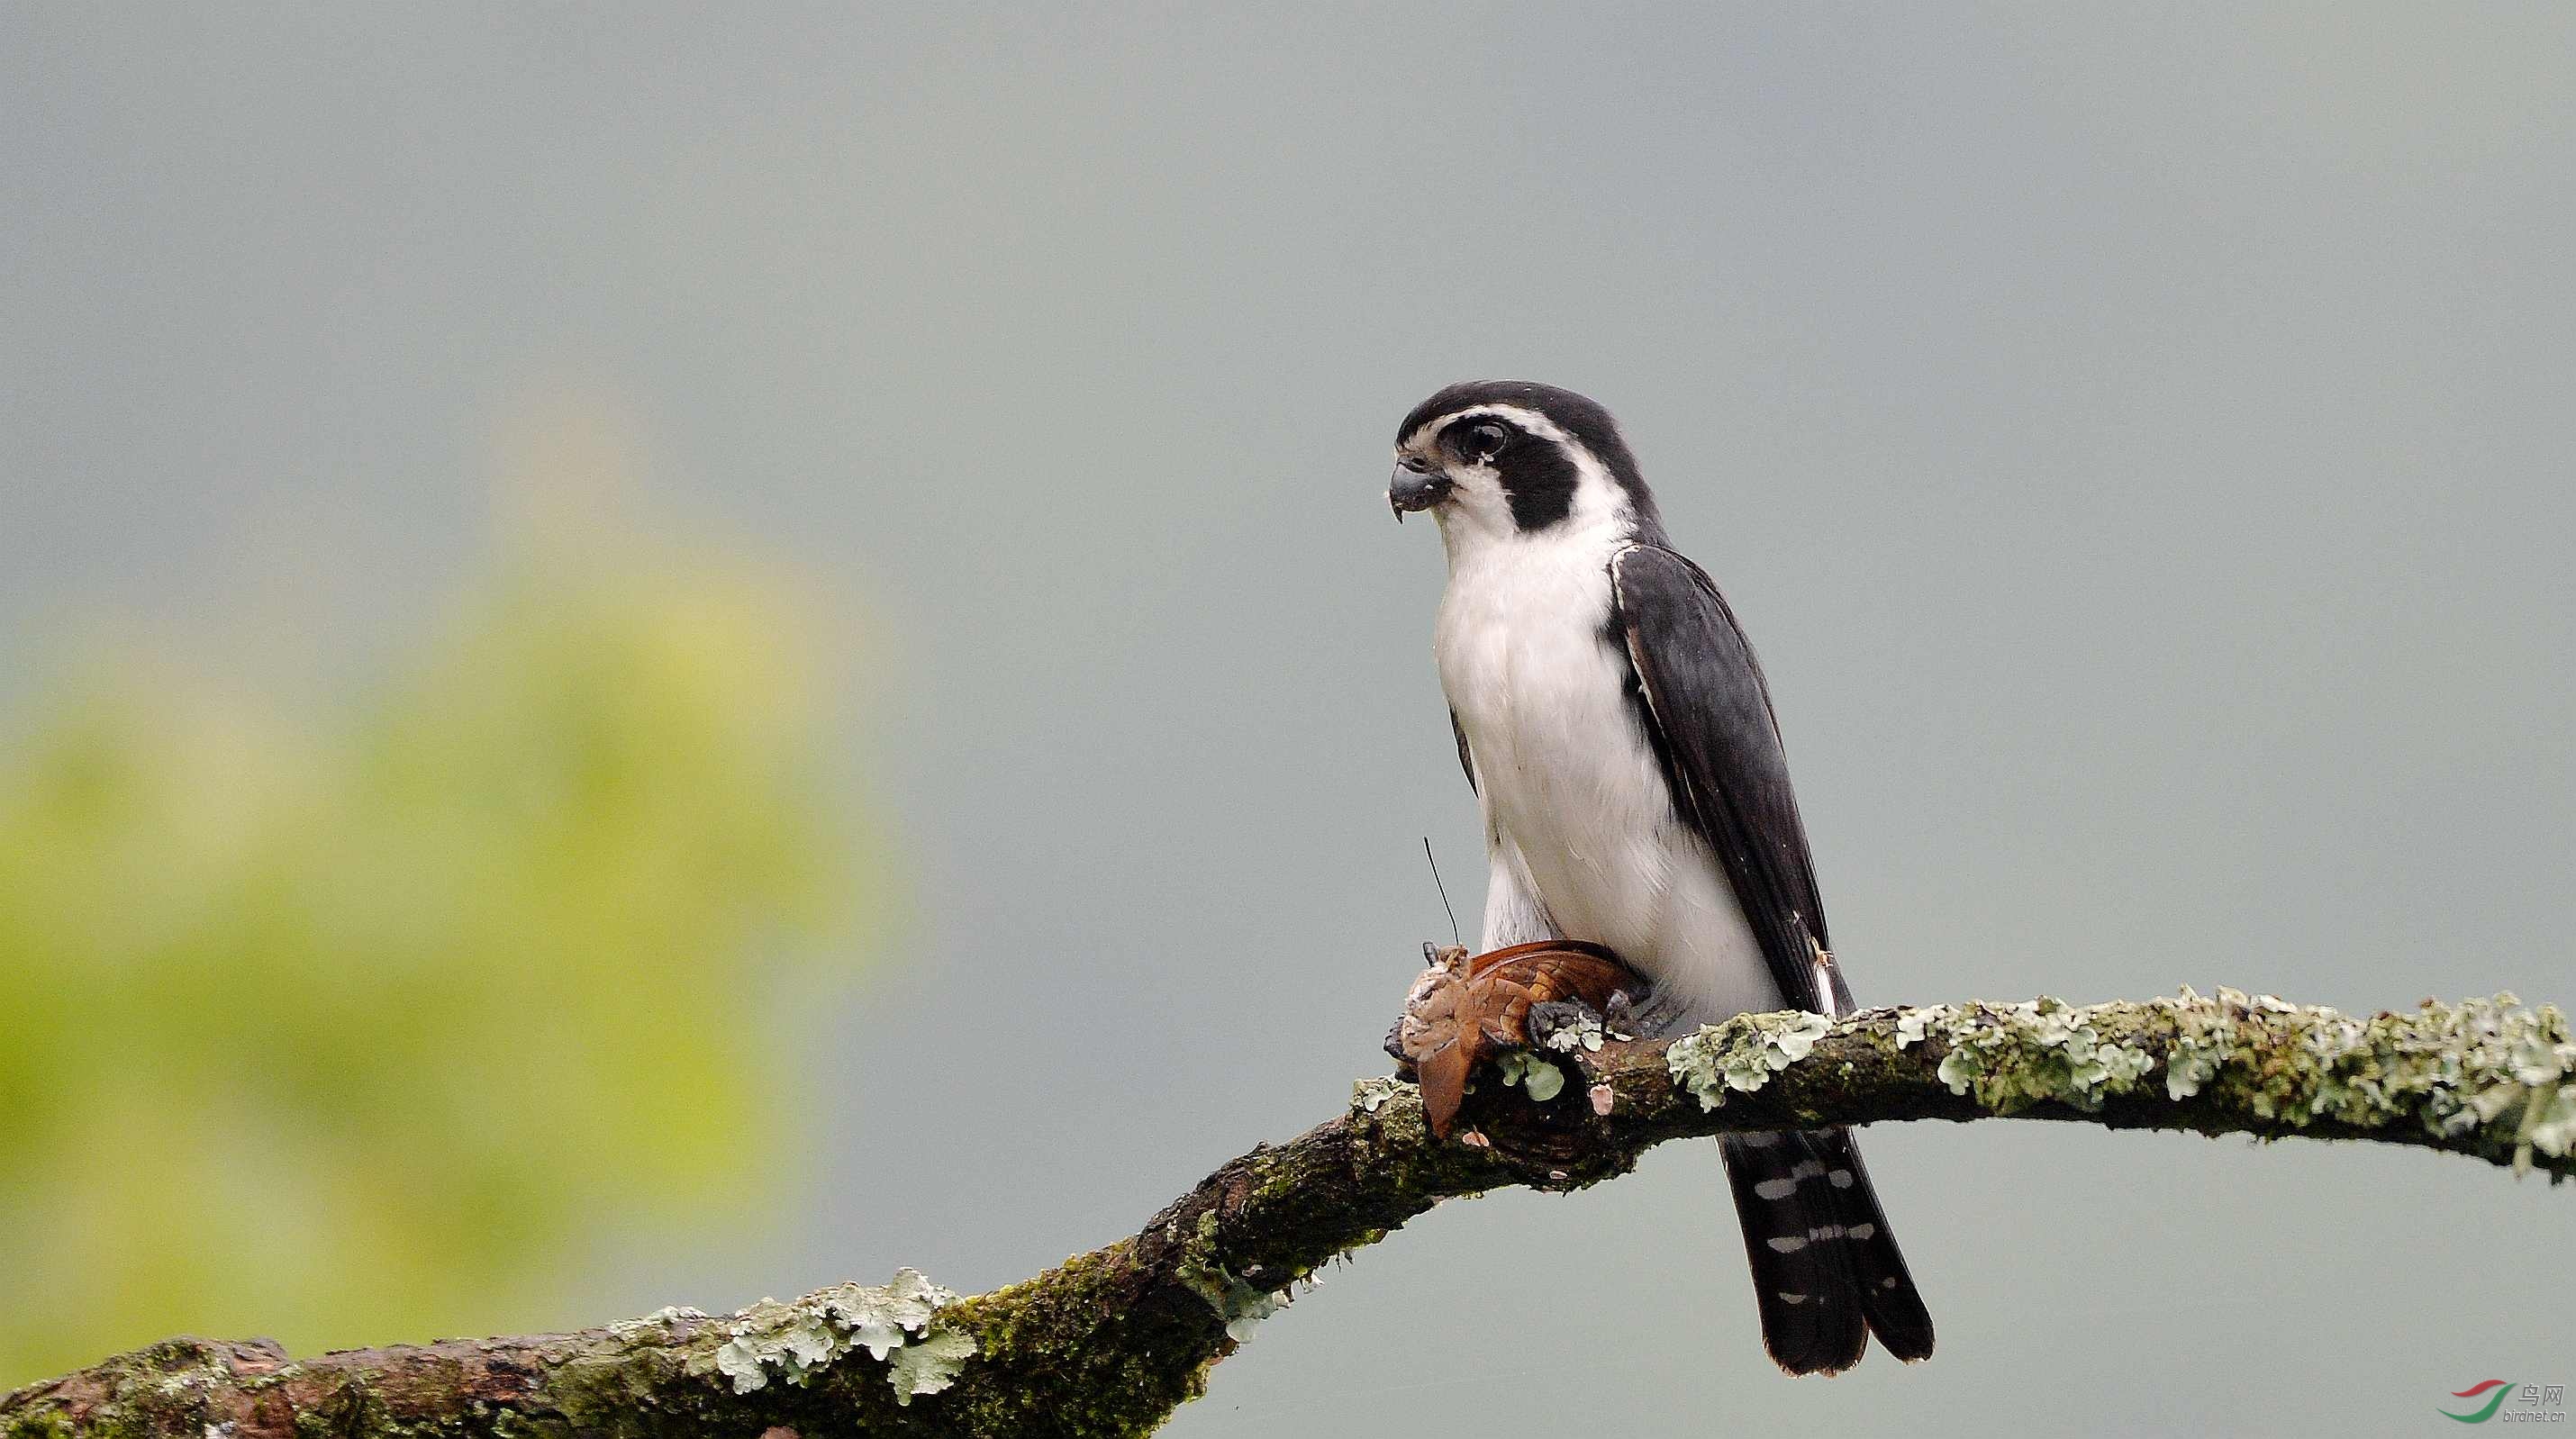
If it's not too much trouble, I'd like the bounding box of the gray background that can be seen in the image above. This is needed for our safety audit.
[7,5,2571,1434]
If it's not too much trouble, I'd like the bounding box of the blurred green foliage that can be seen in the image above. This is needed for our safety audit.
[0,539,876,1387]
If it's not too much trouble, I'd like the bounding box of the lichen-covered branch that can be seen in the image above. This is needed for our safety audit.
[7,990,2567,1439]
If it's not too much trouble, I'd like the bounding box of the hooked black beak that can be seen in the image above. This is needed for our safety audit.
[1388,466,1451,520]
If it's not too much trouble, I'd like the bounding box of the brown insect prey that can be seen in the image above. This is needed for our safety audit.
[1392,940,1639,1138]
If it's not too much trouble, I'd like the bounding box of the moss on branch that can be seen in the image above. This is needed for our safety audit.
[6,990,2566,1439]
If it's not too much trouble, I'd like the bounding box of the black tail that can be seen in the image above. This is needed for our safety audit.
[1719,1127,1934,1375]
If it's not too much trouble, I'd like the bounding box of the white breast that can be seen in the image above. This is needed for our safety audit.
[1434,525,1782,1024]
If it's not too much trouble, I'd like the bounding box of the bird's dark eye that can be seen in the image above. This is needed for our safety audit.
[1456,421,1511,462]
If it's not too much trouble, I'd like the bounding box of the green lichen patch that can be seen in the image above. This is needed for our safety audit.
[2147,988,2576,1173]
[1912,997,2157,1114]
[696,1268,974,1401]
[1350,1075,1409,1115]
[1493,1050,1566,1102]
[606,1304,708,1337]
[1175,1211,1291,1343]
[143,1359,235,1400]
[1665,990,2571,1178]
[1667,1010,1833,1109]
[884,1327,976,1406]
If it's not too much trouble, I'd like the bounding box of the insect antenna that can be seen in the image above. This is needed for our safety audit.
[1422,836,1462,949]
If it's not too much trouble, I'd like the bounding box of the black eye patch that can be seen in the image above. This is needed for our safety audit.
[1497,437,1581,530]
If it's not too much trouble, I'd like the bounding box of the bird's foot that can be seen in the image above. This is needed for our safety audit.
[1386,939,1646,1138]
[1601,982,1704,1041]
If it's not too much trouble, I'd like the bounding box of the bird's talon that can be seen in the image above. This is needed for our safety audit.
[1528,997,1608,1054]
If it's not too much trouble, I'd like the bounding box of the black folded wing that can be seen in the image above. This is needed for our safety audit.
[1609,543,1848,1016]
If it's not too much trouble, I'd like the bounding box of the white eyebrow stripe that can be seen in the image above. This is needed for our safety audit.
[1402,402,1573,450]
